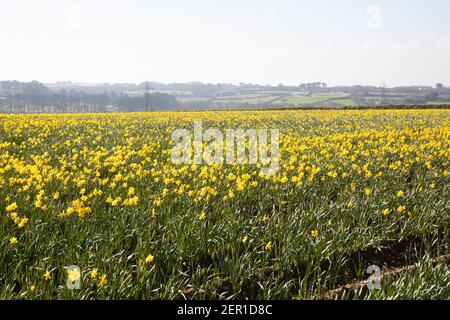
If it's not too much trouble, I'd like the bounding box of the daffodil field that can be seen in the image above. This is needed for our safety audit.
[0,109,449,299]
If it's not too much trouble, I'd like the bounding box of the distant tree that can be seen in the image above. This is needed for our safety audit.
[425,91,439,101]
[150,92,178,109]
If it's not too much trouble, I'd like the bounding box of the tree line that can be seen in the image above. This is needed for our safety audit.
[0,81,178,113]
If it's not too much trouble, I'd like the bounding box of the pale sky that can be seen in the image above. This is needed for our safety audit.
[1,0,450,86]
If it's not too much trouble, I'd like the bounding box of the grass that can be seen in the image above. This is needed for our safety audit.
[277,93,352,106]
[126,89,193,96]
[176,97,210,103]
[215,93,276,101]
[215,95,282,104]
[369,259,450,299]
[332,256,450,300]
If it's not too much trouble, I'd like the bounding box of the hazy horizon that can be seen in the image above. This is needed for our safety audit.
[4,80,444,89]
[1,0,449,87]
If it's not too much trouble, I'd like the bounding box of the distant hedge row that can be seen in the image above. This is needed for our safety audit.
[264,104,450,111]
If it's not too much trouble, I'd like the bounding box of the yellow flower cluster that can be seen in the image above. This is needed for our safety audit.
[0,109,448,297]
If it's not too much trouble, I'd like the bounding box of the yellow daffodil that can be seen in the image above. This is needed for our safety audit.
[311,229,319,238]
[397,205,406,213]
[43,271,52,281]
[98,274,108,287]
[90,268,99,279]
[6,202,18,212]
[18,217,29,228]
[145,254,154,265]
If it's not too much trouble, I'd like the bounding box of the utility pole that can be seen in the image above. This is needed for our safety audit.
[145,81,150,111]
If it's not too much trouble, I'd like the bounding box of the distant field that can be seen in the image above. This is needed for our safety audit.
[332,99,357,106]
[211,92,352,107]
[215,93,276,101]
[278,96,325,105]
[274,92,351,106]
[216,95,281,105]
[98,88,450,109]
[176,97,210,103]
[127,89,193,96]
